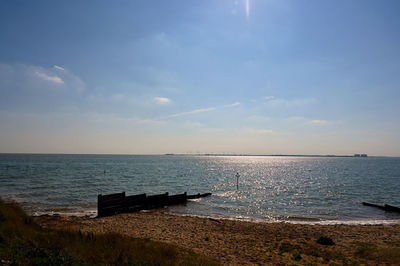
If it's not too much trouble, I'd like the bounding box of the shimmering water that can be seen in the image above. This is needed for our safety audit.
[1,154,400,224]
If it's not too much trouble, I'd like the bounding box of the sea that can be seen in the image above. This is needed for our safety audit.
[1,154,400,225]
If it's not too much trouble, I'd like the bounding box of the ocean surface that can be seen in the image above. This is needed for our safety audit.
[1,154,400,224]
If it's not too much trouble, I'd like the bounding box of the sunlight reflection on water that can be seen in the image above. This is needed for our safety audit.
[1,154,400,223]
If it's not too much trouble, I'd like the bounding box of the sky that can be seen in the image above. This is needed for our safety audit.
[0,0,400,156]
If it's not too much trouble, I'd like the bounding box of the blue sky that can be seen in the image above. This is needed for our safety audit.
[1,0,400,155]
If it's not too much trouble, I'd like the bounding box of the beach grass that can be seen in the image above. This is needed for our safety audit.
[0,198,219,265]
[353,241,400,264]
[34,213,400,266]
[3,198,400,265]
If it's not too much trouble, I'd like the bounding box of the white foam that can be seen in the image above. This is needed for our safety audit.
[31,208,97,218]
[165,211,400,225]
[286,219,400,225]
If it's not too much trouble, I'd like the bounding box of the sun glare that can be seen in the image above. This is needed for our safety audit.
[246,0,250,18]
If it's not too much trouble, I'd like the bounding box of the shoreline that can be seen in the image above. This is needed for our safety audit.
[35,211,400,265]
[161,211,400,226]
[29,205,400,226]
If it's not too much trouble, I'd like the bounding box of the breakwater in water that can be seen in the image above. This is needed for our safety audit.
[1,154,400,224]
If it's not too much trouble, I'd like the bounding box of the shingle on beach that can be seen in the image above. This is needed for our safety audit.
[35,212,400,265]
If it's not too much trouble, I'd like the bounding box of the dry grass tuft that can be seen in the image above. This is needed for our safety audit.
[354,242,400,264]
[0,198,219,265]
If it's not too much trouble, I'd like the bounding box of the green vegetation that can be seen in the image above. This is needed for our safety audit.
[278,240,347,265]
[279,242,297,254]
[354,242,400,264]
[277,239,400,265]
[291,252,302,261]
[0,198,219,265]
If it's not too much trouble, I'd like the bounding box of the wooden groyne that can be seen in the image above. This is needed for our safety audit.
[97,192,211,217]
[362,202,400,213]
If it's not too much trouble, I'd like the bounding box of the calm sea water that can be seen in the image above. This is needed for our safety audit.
[1,154,400,224]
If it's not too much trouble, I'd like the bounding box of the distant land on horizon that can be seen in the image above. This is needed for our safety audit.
[166,153,373,158]
[0,152,381,157]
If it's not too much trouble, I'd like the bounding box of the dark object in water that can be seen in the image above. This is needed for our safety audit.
[362,202,400,213]
[97,191,211,217]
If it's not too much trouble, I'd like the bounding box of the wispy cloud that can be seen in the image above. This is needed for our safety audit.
[264,96,317,108]
[35,71,64,84]
[154,97,171,104]
[309,119,329,125]
[0,63,85,93]
[223,102,240,108]
[247,115,271,121]
[160,101,239,120]
[286,116,307,122]
[53,65,65,71]
[164,107,217,118]
[254,129,273,134]
[286,117,332,126]
[240,128,274,135]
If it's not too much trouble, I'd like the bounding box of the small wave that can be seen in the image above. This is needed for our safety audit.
[213,191,240,197]
[32,208,97,218]
[166,210,400,225]
[286,219,400,225]
[29,203,98,218]
[165,210,279,224]
[187,198,202,202]
[286,216,321,222]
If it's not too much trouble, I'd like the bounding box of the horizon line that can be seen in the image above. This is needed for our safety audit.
[0,152,397,158]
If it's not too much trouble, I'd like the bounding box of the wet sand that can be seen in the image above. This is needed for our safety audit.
[35,212,400,265]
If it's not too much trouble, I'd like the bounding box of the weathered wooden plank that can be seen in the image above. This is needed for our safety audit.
[362,202,400,213]
[384,204,400,213]
[98,192,125,217]
[187,193,200,199]
[125,193,146,212]
[99,192,126,202]
[145,192,169,209]
[187,192,211,199]
[362,202,383,208]
[97,191,212,217]
[125,193,146,205]
[167,192,187,205]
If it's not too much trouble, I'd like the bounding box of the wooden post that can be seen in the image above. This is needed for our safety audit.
[236,172,240,190]
[97,192,125,217]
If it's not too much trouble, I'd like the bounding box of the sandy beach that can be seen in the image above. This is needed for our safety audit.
[35,212,400,265]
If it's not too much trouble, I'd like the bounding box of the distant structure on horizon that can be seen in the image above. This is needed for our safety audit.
[354,154,368,157]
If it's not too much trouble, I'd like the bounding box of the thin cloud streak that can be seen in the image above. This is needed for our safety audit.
[164,107,217,119]
[35,71,64,84]
[254,129,273,134]
[223,102,240,108]
[264,96,317,108]
[53,65,65,71]
[286,117,332,126]
[309,119,329,125]
[154,97,171,104]
[0,63,85,93]
[160,101,239,120]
